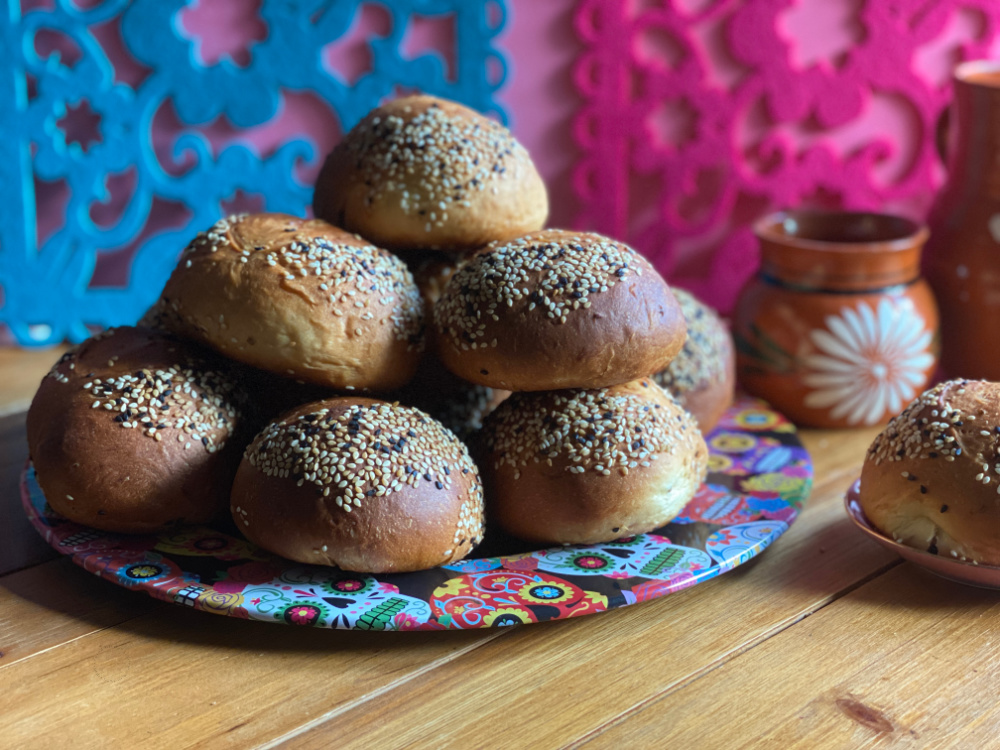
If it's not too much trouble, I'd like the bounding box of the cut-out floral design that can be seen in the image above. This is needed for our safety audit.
[803,299,933,425]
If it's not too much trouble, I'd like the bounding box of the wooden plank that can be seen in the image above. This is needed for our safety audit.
[274,434,897,749]
[0,346,65,416]
[580,564,1000,748]
[0,412,58,576]
[0,590,506,749]
[0,558,161,670]
[797,425,880,488]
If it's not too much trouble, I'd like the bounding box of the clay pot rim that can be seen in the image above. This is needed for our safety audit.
[954,60,1000,88]
[753,209,929,255]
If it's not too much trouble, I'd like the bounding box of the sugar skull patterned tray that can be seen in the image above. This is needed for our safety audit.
[22,396,811,631]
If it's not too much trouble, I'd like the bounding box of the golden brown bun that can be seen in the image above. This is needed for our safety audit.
[480,379,708,545]
[652,288,735,432]
[312,95,548,252]
[26,327,249,533]
[394,354,510,441]
[433,230,688,391]
[860,380,1000,565]
[156,213,424,390]
[231,397,485,573]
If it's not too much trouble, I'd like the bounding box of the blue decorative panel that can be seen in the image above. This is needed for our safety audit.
[0,0,508,346]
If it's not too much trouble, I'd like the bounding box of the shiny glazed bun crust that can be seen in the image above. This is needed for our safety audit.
[860,379,1000,565]
[652,288,735,432]
[26,327,248,533]
[480,379,708,545]
[231,397,485,573]
[312,95,548,252]
[156,213,424,391]
[432,230,687,391]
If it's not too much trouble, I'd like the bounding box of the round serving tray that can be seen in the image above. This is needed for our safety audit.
[22,396,812,630]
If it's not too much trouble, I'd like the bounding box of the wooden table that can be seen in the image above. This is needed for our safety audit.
[1,349,997,749]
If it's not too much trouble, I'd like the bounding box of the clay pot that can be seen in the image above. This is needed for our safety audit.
[733,210,939,429]
[923,61,1000,380]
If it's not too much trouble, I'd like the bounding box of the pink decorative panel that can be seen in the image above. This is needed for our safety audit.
[566,0,1000,312]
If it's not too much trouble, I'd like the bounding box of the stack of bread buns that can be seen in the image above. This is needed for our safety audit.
[27,94,736,572]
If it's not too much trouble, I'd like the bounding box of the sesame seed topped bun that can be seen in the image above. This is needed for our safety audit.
[432,230,687,391]
[312,95,548,252]
[231,397,485,573]
[652,288,735,433]
[156,212,424,391]
[26,326,249,534]
[480,378,708,545]
[860,379,1000,566]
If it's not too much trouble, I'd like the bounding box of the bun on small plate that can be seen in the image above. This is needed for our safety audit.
[860,379,1000,566]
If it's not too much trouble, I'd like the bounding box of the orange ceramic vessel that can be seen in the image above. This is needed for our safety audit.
[924,61,1000,380]
[734,210,939,429]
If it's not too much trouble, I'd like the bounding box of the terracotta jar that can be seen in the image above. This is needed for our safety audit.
[733,210,939,429]
[924,61,1000,380]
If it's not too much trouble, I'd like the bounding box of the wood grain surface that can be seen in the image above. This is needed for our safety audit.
[0,347,996,749]
[0,346,64,417]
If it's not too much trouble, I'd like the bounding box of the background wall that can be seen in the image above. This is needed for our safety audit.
[4,0,999,345]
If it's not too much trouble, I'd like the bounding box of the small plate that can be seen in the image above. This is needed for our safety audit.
[845,480,1000,590]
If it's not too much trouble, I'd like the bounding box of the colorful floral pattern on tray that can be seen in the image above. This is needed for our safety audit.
[22,396,811,631]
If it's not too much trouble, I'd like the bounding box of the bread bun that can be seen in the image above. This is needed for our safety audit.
[26,327,249,533]
[860,379,1000,565]
[156,212,424,390]
[480,378,708,545]
[231,397,485,573]
[652,288,735,432]
[433,230,687,391]
[312,95,548,252]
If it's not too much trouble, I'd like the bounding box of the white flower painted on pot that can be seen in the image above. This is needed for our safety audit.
[802,298,934,426]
